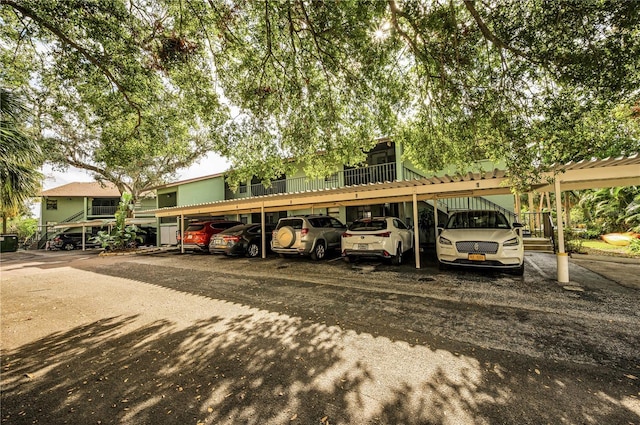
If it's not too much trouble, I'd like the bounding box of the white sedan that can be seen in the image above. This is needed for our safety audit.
[341,217,414,265]
[436,210,524,275]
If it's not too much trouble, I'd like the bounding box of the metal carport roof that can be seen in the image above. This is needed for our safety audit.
[148,154,639,281]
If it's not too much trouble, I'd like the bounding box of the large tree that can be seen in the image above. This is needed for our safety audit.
[1,0,226,202]
[0,88,42,233]
[1,0,639,194]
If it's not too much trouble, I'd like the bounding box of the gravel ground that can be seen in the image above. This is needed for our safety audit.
[1,249,639,425]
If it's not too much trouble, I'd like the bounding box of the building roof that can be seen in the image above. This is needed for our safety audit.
[40,182,121,198]
[151,172,226,190]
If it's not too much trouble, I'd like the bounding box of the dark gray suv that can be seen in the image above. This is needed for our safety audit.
[271,215,346,260]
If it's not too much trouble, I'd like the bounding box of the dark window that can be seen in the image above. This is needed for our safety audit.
[277,219,303,230]
[46,199,57,210]
[186,224,205,231]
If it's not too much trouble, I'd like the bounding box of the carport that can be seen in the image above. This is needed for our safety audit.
[49,218,157,250]
[150,155,640,283]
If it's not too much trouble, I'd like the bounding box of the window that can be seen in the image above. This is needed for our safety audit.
[394,219,408,230]
[329,217,344,228]
[46,199,57,210]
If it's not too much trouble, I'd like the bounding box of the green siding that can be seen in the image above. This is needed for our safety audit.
[40,197,85,225]
[177,177,225,206]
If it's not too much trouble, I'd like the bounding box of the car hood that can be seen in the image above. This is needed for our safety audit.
[441,228,517,242]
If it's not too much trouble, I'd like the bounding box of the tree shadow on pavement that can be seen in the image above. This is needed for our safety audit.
[2,259,639,424]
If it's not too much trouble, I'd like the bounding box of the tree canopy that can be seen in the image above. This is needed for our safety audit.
[1,0,639,196]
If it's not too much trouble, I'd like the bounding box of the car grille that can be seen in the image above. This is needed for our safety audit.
[456,241,499,254]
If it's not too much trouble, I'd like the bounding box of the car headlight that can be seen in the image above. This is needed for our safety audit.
[439,236,452,246]
[504,237,520,247]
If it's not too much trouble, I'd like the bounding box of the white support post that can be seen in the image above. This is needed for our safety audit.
[412,193,421,269]
[82,225,86,251]
[261,204,266,259]
[514,193,521,222]
[180,214,185,254]
[554,177,569,283]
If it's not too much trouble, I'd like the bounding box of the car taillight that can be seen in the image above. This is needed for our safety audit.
[223,235,241,243]
[301,228,309,236]
[342,232,353,238]
[379,232,391,237]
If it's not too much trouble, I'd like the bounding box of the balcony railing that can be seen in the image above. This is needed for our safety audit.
[247,162,399,197]
[89,206,118,216]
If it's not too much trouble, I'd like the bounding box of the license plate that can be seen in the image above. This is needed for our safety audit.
[358,244,368,250]
[213,238,223,245]
[468,253,486,261]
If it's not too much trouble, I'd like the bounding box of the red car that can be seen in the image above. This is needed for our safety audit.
[178,220,242,252]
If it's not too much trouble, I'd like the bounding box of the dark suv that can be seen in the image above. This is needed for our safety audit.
[50,232,100,250]
[271,215,346,260]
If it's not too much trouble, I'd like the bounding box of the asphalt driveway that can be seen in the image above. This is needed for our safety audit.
[1,249,639,424]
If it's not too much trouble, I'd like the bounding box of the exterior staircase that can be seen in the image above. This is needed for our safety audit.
[523,237,555,253]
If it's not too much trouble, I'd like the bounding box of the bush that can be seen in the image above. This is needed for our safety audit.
[579,229,602,240]
[629,239,640,254]
[91,193,142,251]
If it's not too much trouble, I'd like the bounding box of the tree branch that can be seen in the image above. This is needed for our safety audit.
[462,0,529,60]
[2,0,142,130]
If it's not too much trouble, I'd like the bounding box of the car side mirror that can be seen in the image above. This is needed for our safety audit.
[512,222,523,236]
[437,227,444,235]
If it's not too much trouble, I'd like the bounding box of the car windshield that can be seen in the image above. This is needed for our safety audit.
[220,225,248,235]
[348,219,387,231]
[212,222,240,230]
[445,211,510,229]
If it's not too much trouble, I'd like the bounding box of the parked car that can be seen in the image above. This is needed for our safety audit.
[436,210,524,274]
[271,215,346,260]
[49,232,100,250]
[179,220,242,252]
[341,217,414,265]
[209,223,276,257]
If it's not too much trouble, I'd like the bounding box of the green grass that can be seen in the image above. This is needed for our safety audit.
[580,239,639,258]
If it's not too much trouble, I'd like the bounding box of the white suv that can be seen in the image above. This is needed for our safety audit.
[271,215,346,260]
[341,217,414,265]
[436,210,524,274]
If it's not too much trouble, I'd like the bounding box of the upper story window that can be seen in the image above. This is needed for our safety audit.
[46,199,57,210]
[239,182,247,194]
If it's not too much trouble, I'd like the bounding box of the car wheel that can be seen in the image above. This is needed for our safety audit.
[391,244,402,265]
[63,242,75,251]
[246,242,260,258]
[310,241,326,260]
